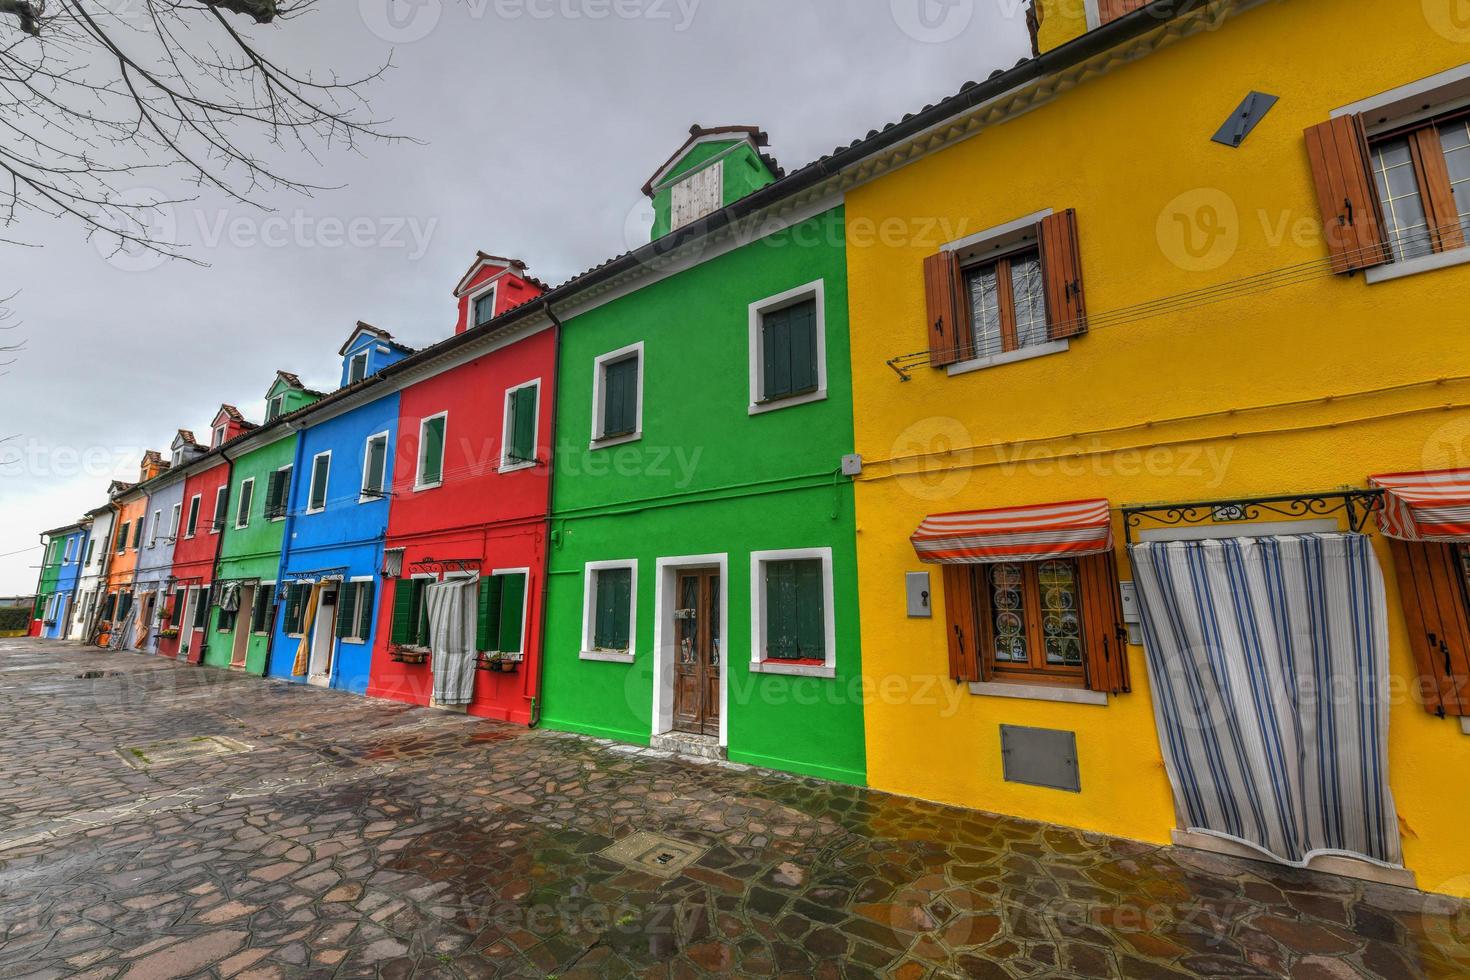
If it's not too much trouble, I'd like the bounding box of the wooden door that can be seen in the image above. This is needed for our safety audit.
[672,569,721,737]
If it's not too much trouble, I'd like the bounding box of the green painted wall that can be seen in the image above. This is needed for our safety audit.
[650,139,777,240]
[541,205,866,785]
[203,431,296,674]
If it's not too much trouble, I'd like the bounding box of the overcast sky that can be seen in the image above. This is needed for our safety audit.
[0,0,1030,595]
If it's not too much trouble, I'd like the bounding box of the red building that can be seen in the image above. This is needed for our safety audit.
[158,406,251,662]
[367,254,552,724]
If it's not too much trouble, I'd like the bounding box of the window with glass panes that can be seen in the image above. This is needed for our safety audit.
[759,298,818,402]
[1370,110,1470,262]
[362,435,388,497]
[250,586,272,634]
[348,352,368,385]
[977,559,1085,679]
[963,248,1047,359]
[599,357,638,439]
[762,559,825,662]
[282,583,309,635]
[236,479,254,528]
[308,453,330,511]
[592,567,632,651]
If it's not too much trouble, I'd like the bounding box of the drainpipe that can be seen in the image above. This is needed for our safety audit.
[530,299,563,728]
[265,420,308,678]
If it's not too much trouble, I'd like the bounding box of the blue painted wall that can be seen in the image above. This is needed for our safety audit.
[42,528,89,639]
[268,391,400,693]
[339,333,411,389]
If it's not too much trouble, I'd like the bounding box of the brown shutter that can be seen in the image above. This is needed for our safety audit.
[923,251,964,367]
[1040,209,1087,340]
[942,564,981,682]
[1098,0,1150,23]
[1079,551,1131,695]
[1304,115,1390,273]
[1389,539,1470,717]
[1408,128,1465,253]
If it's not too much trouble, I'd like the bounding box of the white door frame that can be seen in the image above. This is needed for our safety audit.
[307,582,339,686]
[178,589,196,656]
[651,553,729,746]
[230,584,254,668]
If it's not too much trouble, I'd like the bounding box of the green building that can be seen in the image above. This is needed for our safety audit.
[539,126,865,784]
[203,376,317,673]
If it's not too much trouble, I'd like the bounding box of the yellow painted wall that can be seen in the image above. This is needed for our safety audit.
[846,0,1470,896]
[1033,0,1090,53]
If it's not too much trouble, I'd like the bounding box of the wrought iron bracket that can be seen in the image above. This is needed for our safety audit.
[409,557,481,576]
[1122,489,1383,545]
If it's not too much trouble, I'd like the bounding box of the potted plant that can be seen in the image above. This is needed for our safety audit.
[391,647,429,665]
[158,627,180,639]
[478,653,519,673]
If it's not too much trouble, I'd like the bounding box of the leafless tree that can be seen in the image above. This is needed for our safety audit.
[0,0,398,261]
[0,289,22,377]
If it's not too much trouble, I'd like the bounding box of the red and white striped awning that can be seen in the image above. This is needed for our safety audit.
[1369,468,1470,542]
[911,498,1114,564]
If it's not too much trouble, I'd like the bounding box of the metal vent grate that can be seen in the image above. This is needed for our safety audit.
[1000,724,1080,793]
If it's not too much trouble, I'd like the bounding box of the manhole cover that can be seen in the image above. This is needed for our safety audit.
[598,832,707,879]
[117,735,252,769]
[76,670,116,679]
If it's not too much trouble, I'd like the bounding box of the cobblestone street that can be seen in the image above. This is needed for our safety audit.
[0,638,1466,978]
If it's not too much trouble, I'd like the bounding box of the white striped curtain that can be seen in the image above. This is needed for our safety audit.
[428,577,479,706]
[1129,533,1401,868]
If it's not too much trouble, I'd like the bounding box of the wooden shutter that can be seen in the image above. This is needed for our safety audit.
[923,251,964,367]
[477,575,503,651]
[390,579,415,645]
[422,419,445,484]
[193,589,209,629]
[603,359,637,437]
[310,456,329,510]
[264,472,281,517]
[1389,540,1470,717]
[594,568,631,650]
[498,573,526,654]
[284,584,303,635]
[1078,552,1131,695]
[511,387,537,463]
[1041,209,1088,340]
[1304,115,1390,273]
[336,583,358,639]
[356,581,374,640]
[942,564,981,682]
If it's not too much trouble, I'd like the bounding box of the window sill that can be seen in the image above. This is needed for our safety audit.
[413,482,442,493]
[968,679,1107,706]
[499,459,538,474]
[590,432,641,450]
[341,637,367,645]
[1364,247,1470,285]
[750,660,836,679]
[946,339,1069,377]
[580,649,635,663]
[748,389,827,416]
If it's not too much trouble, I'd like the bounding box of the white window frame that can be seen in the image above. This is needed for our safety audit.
[184,495,201,539]
[63,537,75,562]
[415,412,447,491]
[500,379,541,473]
[235,478,255,529]
[306,450,332,514]
[169,503,181,539]
[467,279,499,329]
[212,424,227,448]
[266,394,284,422]
[348,351,369,385]
[748,546,837,679]
[340,577,374,644]
[580,558,638,663]
[360,431,390,502]
[748,279,828,415]
[268,465,292,523]
[590,342,644,449]
[84,538,95,567]
[489,565,531,657]
[149,510,161,547]
[210,485,228,535]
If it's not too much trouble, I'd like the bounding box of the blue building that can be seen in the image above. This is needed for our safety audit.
[267,327,407,692]
[38,521,90,639]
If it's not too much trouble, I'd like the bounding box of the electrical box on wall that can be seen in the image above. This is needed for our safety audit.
[905,572,932,618]
[841,454,863,477]
[1119,581,1143,646]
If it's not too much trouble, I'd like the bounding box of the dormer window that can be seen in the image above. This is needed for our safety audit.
[473,287,497,329]
[212,425,227,449]
[671,161,723,232]
[266,395,284,422]
[348,351,369,385]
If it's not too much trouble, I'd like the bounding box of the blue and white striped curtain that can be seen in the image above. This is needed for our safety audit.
[1130,533,1401,868]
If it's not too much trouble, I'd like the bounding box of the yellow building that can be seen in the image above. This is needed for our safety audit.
[846,0,1470,896]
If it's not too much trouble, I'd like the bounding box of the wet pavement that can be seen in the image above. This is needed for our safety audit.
[1,638,1468,979]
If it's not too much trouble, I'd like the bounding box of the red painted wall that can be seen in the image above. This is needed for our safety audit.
[160,458,230,662]
[369,266,553,724]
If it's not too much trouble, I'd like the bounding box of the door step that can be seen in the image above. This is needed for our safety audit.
[650,731,726,762]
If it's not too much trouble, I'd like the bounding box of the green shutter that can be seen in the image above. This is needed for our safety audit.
[310,455,330,510]
[762,299,818,402]
[284,584,302,634]
[390,579,415,645]
[497,573,526,654]
[264,472,281,518]
[510,386,537,463]
[193,588,209,629]
[602,358,637,437]
[593,567,631,651]
[421,418,445,484]
[763,306,792,401]
[765,559,824,660]
[278,468,293,516]
[356,581,375,641]
[365,437,386,495]
[477,575,503,651]
[413,581,431,646]
[131,521,143,548]
[237,480,253,526]
[336,583,358,638]
[795,559,825,659]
